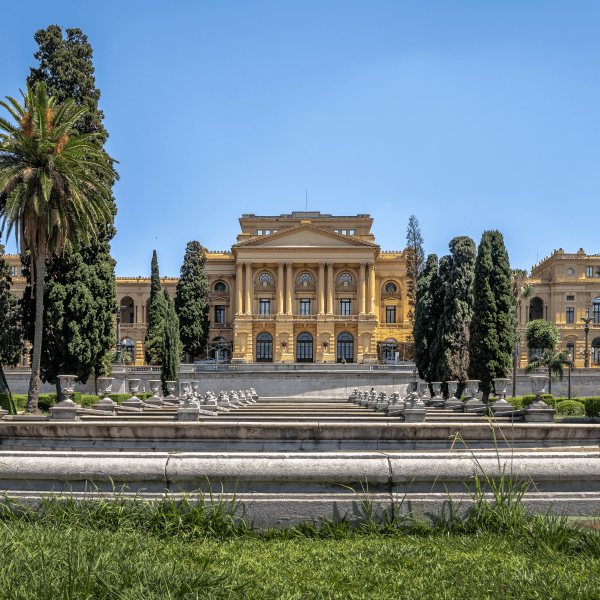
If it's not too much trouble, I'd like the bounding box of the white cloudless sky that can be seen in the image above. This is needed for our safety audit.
[2,0,599,276]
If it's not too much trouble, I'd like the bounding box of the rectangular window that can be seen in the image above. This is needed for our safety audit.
[257,230,263,235]
[259,299,270,315]
[215,305,225,323]
[587,266,593,278]
[272,229,277,233]
[300,299,311,315]
[386,306,396,323]
[11,266,18,277]
[340,299,351,315]
[566,295,575,301]
[334,229,339,233]
[566,307,574,323]
[342,230,347,235]
[265,229,270,235]
[587,308,590,319]
[349,230,355,235]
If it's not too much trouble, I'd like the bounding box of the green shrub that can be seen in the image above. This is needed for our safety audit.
[0,393,17,415]
[79,395,100,408]
[107,394,132,405]
[555,400,585,416]
[38,394,58,412]
[522,394,554,407]
[138,393,153,400]
[12,394,28,409]
[506,397,524,410]
[582,397,600,418]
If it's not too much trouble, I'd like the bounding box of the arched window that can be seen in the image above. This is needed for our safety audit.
[210,337,228,361]
[214,282,226,291]
[337,332,354,363]
[259,273,272,284]
[120,297,135,324]
[592,338,600,364]
[296,332,313,363]
[340,273,352,284]
[256,332,273,362]
[299,273,312,284]
[593,297,600,324]
[381,338,398,361]
[385,282,397,293]
[121,338,135,363]
[529,297,544,321]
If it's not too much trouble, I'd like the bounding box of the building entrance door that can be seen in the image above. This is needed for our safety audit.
[337,332,354,363]
[296,332,313,363]
[256,332,273,362]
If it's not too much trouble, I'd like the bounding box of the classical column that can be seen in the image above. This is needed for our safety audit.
[277,262,284,314]
[327,262,334,314]
[236,263,243,314]
[359,262,366,315]
[286,263,293,314]
[368,262,376,314]
[245,262,252,315]
[318,262,325,314]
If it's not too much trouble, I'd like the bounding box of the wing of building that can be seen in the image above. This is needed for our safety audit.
[4,211,410,365]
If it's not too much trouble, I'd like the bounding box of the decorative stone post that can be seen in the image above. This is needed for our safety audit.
[249,388,258,401]
[238,390,248,405]
[246,390,256,403]
[430,382,444,408]
[177,387,200,421]
[444,381,462,411]
[122,379,143,409]
[403,383,427,422]
[165,381,178,401]
[490,378,515,415]
[349,388,359,403]
[92,377,117,413]
[524,376,556,422]
[367,388,378,409]
[50,375,82,420]
[387,392,405,416]
[145,380,163,407]
[417,382,430,405]
[462,380,485,413]
[217,391,231,411]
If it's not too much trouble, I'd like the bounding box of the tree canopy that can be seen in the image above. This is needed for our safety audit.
[525,320,560,352]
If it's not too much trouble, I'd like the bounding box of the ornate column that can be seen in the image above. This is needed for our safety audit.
[318,262,325,314]
[327,262,334,314]
[286,262,293,314]
[236,262,243,314]
[277,262,284,314]
[359,262,366,315]
[368,262,376,314]
[245,262,252,315]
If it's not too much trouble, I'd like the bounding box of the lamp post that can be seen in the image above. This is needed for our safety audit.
[566,351,573,400]
[581,316,593,368]
[116,313,122,365]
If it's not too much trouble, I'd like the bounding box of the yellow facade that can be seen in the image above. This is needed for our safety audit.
[4,212,411,365]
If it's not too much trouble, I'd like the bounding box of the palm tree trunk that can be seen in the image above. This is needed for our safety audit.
[26,249,46,413]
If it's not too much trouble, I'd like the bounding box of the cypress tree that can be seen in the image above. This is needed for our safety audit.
[413,254,438,381]
[145,251,167,364]
[0,244,23,408]
[160,290,180,396]
[22,25,118,393]
[428,254,453,383]
[432,236,477,390]
[469,231,514,399]
[175,241,210,361]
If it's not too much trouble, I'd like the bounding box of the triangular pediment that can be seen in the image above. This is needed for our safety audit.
[234,224,377,249]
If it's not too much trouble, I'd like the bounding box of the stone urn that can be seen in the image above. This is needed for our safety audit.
[430,382,444,408]
[444,381,462,411]
[92,377,117,413]
[463,380,485,413]
[490,378,515,415]
[50,375,82,420]
[165,381,177,400]
[525,376,555,422]
[144,379,163,407]
[122,379,143,409]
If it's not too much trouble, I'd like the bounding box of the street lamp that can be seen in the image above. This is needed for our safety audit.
[116,304,128,365]
[566,351,573,400]
[581,316,593,368]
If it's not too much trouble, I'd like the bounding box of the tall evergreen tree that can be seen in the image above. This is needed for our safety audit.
[413,254,438,381]
[160,289,181,396]
[175,241,210,361]
[469,231,514,400]
[20,25,118,401]
[145,250,167,364]
[431,236,476,389]
[0,243,23,407]
[405,215,425,325]
[428,254,453,383]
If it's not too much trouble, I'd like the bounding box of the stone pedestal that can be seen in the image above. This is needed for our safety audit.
[462,380,485,413]
[50,375,81,420]
[417,382,430,406]
[430,382,444,408]
[490,378,515,415]
[404,393,427,422]
[387,392,405,416]
[122,379,143,409]
[524,376,556,422]
[177,392,200,421]
[92,377,117,414]
[145,380,163,407]
[443,381,462,410]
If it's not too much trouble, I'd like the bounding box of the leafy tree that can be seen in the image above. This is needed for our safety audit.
[525,349,571,395]
[510,269,533,394]
[405,215,425,325]
[161,289,181,396]
[175,241,210,361]
[525,319,560,353]
[413,254,438,381]
[145,250,167,365]
[0,243,23,406]
[0,81,117,411]
[468,231,514,400]
[431,236,476,390]
[21,26,118,401]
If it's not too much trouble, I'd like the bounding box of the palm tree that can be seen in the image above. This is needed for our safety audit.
[510,269,534,395]
[525,349,571,395]
[0,82,118,412]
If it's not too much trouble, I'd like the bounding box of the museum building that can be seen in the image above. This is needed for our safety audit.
[4,212,410,365]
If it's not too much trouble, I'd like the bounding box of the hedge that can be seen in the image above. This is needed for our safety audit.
[0,393,17,415]
[555,400,586,416]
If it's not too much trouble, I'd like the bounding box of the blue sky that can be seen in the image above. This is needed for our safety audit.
[2,1,599,276]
